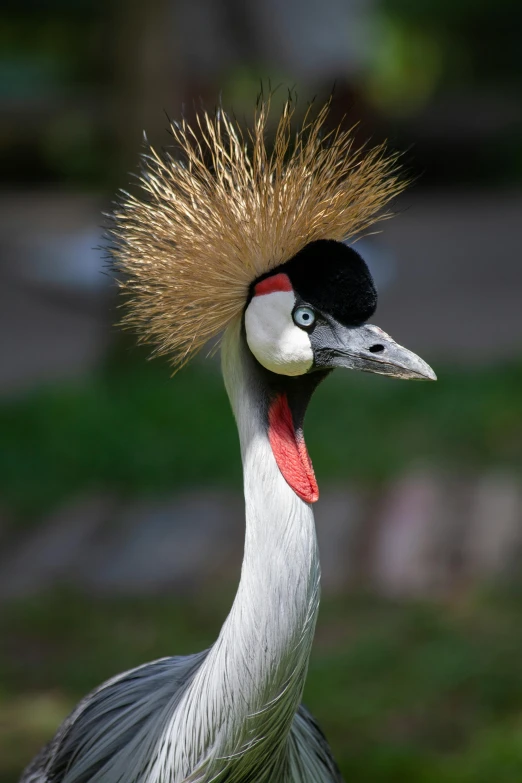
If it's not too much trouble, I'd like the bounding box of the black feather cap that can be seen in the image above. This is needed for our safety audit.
[268,239,377,326]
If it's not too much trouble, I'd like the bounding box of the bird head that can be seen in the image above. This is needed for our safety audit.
[110,97,431,371]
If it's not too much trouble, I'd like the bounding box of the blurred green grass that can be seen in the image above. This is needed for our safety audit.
[1,350,521,518]
[4,590,522,782]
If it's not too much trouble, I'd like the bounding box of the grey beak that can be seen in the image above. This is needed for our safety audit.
[314,323,437,381]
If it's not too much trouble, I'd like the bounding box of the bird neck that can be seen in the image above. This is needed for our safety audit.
[180,317,324,775]
[222,316,323,686]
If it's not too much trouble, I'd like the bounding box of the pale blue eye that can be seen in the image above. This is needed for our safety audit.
[293,306,316,329]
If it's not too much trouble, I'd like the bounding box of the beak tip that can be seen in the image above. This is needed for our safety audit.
[414,360,436,381]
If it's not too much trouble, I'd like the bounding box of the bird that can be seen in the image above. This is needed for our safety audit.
[20,96,436,783]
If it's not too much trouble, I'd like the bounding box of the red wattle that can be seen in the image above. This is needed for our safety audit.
[268,393,319,504]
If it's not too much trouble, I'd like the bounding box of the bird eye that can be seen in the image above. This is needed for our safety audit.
[293,305,316,329]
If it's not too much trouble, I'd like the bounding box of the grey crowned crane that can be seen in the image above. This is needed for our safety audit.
[21,98,435,783]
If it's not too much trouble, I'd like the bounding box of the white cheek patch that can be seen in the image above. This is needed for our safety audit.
[244,290,314,376]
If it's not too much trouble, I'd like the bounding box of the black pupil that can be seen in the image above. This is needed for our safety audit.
[302,313,309,321]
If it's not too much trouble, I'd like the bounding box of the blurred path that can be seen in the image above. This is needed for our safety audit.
[1,471,520,600]
[379,190,522,364]
[0,192,112,394]
[0,188,521,394]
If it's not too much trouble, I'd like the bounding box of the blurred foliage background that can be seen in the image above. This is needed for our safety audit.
[1,0,522,781]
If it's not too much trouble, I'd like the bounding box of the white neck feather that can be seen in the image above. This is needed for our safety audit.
[173,317,321,779]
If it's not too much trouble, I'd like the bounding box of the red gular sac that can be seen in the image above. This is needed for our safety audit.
[267,392,319,504]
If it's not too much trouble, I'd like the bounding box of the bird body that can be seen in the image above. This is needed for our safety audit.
[21,97,435,783]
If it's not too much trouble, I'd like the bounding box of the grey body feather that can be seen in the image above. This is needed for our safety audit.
[20,322,344,783]
[21,655,342,783]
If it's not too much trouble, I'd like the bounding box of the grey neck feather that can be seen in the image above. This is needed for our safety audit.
[173,318,321,779]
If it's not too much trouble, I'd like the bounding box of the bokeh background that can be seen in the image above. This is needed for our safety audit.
[1,0,522,780]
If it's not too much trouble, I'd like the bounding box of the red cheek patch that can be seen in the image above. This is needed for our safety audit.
[254,273,293,296]
[268,393,319,504]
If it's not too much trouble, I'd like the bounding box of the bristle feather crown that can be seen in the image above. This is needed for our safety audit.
[110,96,406,369]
